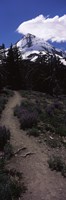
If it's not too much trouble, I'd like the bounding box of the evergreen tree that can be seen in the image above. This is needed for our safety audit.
[0,44,6,65]
[6,44,22,89]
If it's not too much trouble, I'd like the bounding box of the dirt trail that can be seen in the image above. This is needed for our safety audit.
[0,91,66,200]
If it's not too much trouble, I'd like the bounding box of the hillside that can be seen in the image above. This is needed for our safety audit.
[0,90,66,200]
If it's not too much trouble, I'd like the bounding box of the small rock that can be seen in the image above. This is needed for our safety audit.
[49,136,54,140]
[62,137,66,144]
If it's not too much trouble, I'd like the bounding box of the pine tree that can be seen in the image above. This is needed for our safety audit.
[6,44,22,89]
[0,43,6,65]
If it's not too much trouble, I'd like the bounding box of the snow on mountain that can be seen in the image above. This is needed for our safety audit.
[55,54,66,66]
[16,33,66,65]
[17,33,54,57]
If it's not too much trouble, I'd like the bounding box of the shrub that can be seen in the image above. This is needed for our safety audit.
[0,126,10,150]
[62,165,66,177]
[2,88,14,97]
[46,104,55,116]
[53,101,63,110]
[4,143,13,160]
[48,155,64,171]
[14,102,38,129]
[20,110,38,129]
[27,127,39,137]
[48,155,66,177]
[47,138,60,148]
[0,89,14,117]
[0,171,22,200]
[0,158,4,170]
[0,158,26,200]
[14,105,20,117]
[45,124,55,133]
[56,125,66,136]
[0,96,7,115]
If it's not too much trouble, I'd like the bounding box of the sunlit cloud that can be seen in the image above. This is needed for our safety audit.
[17,14,66,42]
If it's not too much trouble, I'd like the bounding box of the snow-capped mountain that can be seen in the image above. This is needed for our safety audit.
[16,33,66,65]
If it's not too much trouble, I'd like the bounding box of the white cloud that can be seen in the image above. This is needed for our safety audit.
[17,14,66,42]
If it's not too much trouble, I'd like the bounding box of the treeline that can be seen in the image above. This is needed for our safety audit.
[0,44,66,95]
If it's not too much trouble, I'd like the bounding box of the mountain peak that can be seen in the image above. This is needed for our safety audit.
[23,33,36,47]
[24,33,35,38]
[17,33,53,53]
[16,33,66,65]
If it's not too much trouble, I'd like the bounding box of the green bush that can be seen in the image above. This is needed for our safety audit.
[45,124,55,133]
[0,158,4,170]
[0,89,14,117]
[27,127,39,137]
[14,105,19,117]
[48,155,66,177]
[14,102,38,129]
[56,125,66,136]
[0,171,22,200]
[0,159,26,200]
[0,126,10,150]
[62,165,66,177]
[47,138,60,148]
[4,143,13,160]
[0,95,7,115]
[48,155,64,171]
[2,88,14,97]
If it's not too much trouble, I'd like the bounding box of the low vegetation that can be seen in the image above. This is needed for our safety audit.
[14,101,39,129]
[48,155,66,177]
[4,143,13,160]
[0,125,26,199]
[16,91,66,142]
[0,125,13,160]
[0,94,7,116]
[0,158,26,200]
[0,126,10,151]
[0,88,14,117]
[27,127,40,137]
[2,88,14,97]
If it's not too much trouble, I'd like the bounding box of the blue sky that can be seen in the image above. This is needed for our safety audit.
[0,0,66,49]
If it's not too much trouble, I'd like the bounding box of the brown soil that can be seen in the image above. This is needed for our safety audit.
[0,91,66,200]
